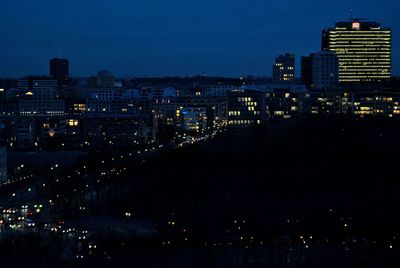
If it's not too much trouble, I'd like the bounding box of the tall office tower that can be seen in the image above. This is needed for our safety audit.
[322,19,391,83]
[272,53,295,83]
[312,51,339,89]
[97,70,116,87]
[50,58,69,84]
[301,53,316,88]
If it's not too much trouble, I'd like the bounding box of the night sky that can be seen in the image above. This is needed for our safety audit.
[1,0,398,78]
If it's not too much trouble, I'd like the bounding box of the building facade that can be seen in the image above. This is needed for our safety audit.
[312,51,339,90]
[301,54,315,89]
[322,19,391,83]
[50,58,69,84]
[17,78,65,116]
[272,53,295,83]
[97,70,116,88]
[228,89,266,127]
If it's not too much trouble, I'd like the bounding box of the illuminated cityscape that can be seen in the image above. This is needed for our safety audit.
[0,1,400,267]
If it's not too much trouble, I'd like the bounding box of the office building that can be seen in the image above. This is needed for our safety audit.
[97,70,116,87]
[228,88,266,127]
[86,87,124,113]
[50,58,69,84]
[266,88,308,119]
[17,78,65,116]
[15,120,35,148]
[177,107,207,132]
[322,19,391,83]
[312,51,339,89]
[301,54,315,88]
[272,53,295,83]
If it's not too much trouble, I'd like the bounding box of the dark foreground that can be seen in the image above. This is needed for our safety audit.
[2,116,400,267]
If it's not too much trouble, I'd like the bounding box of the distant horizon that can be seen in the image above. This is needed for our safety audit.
[1,73,400,80]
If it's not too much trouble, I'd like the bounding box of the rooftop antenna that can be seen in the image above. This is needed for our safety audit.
[350,8,353,20]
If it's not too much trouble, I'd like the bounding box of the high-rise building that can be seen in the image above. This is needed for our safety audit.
[272,53,295,83]
[312,51,339,89]
[97,70,116,87]
[322,19,391,83]
[50,58,69,84]
[301,54,315,88]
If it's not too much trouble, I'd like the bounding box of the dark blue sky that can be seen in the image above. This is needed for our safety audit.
[1,0,398,78]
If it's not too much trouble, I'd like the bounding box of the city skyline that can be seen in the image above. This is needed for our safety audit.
[1,1,400,265]
[1,0,399,78]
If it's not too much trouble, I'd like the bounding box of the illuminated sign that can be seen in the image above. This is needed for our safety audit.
[352,22,360,29]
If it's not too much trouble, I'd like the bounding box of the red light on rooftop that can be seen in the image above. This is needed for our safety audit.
[352,22,360,29]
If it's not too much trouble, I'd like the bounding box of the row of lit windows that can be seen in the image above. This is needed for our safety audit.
[339,70,391,73]
[330,32,391,35]
[331,43,391,46]
[330,33,391,35]
[332,49,391,52]
[342,71,388,76]
[336,55,390,58]
[333,50,391,54]
[331,48,391,52]
[336,59,391,63]
[330,41,391,44]
[337,62,390,65]
[339,67,391,70]
[330,38,391,41]
[67,119,79,127]
[238,97,253,102]
[274,111,286,116]
[337,57,391,60]
[73,104,86,111]
[333,51,391,54]
[330,48,392,52]
[241,101,258,107]
[228,111,241,116]
[339,64,391,67]
[228,120,261,125]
